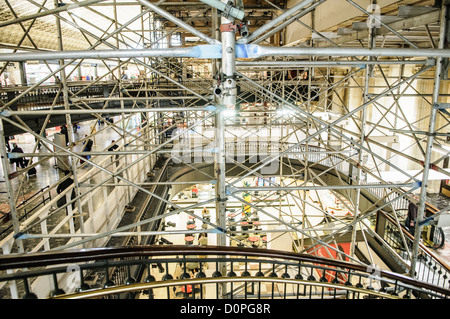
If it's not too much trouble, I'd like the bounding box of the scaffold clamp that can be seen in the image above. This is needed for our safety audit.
[434,103,450,109]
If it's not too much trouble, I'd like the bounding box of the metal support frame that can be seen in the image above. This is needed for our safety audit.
[410,3,448,279]
[54,0,86,239]
[0,0,449,298]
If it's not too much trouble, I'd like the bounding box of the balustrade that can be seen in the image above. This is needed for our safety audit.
[0,245,448,299]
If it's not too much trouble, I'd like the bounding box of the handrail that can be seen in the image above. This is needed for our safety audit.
[0,245,448,299]
[380,210,450,272]
[52,277,402,300]
[0,245,367,271]
[0,186,52,238]
[376,209,450,289]
[0,245,446,293]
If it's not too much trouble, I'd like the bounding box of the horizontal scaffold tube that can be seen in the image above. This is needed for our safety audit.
[1,45,450,62]
[0,0,108,28]
[70,96,203,103]
[236,59,434,67]
[0,45,222,62]
[0,106,215,117]
[236,45,450,59]
[231,182,421,192]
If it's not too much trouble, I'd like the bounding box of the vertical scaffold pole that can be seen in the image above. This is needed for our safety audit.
[351,0,376,258]
[0,120,24,254]
[54,0,86,240]
[215,0,239,298]
[410,3,447,279]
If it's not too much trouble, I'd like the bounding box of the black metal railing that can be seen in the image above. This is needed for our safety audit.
[376,210,450,289]
[0,245,448,299]
[0,186,51,238]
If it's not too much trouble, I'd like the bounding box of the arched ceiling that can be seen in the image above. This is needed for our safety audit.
[0,0,441,53]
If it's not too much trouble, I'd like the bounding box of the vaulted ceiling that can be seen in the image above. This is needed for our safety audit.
[0,0,443,52]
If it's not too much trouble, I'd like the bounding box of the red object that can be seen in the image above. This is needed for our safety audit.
[306,243,350,284]
[187,224,196,229]
[181,285,193,293]
[185,236,195,242]
[248,236,259,242]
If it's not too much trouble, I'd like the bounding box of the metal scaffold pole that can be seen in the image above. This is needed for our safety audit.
[213,0,239,298]
[1,0,450,300]
[54,0,86,239]
[0,120,24,255]
[409,3,448,279]
[350,0,376,258]
[216,1,237,247]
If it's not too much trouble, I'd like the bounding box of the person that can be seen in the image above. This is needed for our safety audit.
[191,185,198,198]
[4,74,14,86]
[60,125,68,146]
[108,140,119,162]
[405,202,418,233]
[84,138,93,152]
[56,171,76,210]
[198,233,208,246]
[198,233,208,269]
[80,137,93,164]
[107,140,119,152]
[11,143,26,168]
[4,136,10,152]
[57,171,73,192]
[36,130,47,150]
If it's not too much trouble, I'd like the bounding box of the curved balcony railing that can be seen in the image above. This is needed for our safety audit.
[0,245,448,299]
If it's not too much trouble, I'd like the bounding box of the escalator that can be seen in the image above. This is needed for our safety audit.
[91,157,173,297]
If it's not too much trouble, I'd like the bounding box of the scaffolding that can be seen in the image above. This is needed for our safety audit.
[0,0,449,297]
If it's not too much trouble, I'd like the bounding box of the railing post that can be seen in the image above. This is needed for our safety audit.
[67,193,75,235]
[3,243,19,298]
[41,211,50,251]
[87,178,94,219]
